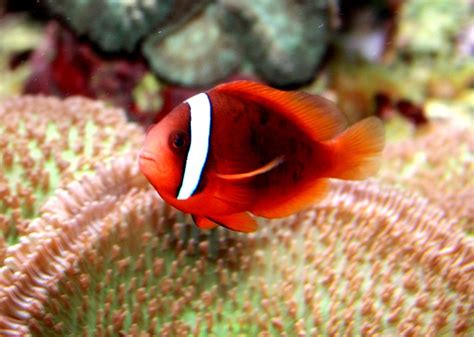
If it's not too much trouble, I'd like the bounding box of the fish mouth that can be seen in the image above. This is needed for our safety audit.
[138,150,159,168]
[138,151,156,162]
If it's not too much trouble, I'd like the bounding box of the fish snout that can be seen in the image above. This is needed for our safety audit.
[138,149,162,173]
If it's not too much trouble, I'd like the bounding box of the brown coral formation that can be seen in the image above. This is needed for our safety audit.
[0,154,472,335]
[0,96,144,244]
[379,121,474,232]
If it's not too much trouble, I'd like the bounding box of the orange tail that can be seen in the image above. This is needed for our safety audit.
[327,117,385,180]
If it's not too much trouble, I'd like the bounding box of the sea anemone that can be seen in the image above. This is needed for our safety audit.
[0,96,144,246]
[380,121,474,232]
[0,91,472,335]
[1,153,472,335]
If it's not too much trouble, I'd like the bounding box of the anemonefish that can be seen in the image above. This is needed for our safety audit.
[139,81,385,233]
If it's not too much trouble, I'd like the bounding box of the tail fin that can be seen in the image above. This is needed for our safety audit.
[328,117,385,180]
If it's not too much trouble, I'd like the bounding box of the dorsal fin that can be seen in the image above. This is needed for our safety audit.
[213,81,348,141]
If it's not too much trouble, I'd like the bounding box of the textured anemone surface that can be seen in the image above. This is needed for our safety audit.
[379,121,474,233]
[0,154,472,336]
[0,96,144,246]
[44,0,208,52]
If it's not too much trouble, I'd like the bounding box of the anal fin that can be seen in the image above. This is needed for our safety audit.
[193,215,218,230]
[209,212,258,233]
[251,179,329,218]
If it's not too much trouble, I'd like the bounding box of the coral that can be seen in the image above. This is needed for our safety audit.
[0,235,5,266]
[379,121,474,232]
[219,0,329,86]
[327,0,473,125]
[456,22,473,58]
[0,156,147,335]
[24,22,153,124]
[0,154,472,336]
[0,96,144,246]
[143,4,241,87]
[328,56,473,125]
[336,0,403,63]
[328,60,415,122]
[397,0,471,57]
[0,2,472,334]
[132,73,163,123]
[38,0,331,87]
[425,60,474,100]
[24,22,101,97]
[395,99,428,126]
[0,14,43,100]
[43,0,208,52]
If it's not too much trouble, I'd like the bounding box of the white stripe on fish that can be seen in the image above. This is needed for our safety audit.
[177,93,212,200]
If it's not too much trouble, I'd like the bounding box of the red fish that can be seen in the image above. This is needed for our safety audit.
[139,81,385,232]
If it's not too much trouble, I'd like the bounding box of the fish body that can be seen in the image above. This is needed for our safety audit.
[139,81,384,232]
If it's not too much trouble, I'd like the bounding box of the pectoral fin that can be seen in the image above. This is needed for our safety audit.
[215,156,284,181]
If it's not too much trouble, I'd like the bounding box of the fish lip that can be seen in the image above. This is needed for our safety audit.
[138,150,159,169]
[138,150,156,163]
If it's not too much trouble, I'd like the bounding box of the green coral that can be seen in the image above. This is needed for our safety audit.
[327,56,474,122]
[143,4,240,86]
[132,73,163,113]
[43,0,331,86]
[44,0,208,52]
[0,16,42,100]
[219,0,329,86]
[398,0,471,56]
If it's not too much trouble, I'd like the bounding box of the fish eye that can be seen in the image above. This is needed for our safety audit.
[169,131,189,152]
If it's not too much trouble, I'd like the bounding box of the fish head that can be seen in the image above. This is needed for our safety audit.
[138,103,191,198]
